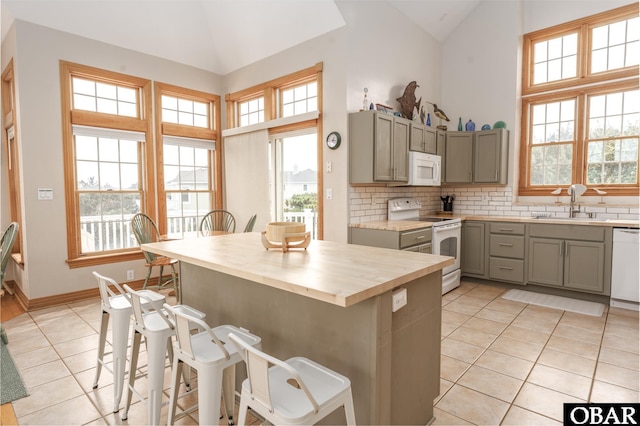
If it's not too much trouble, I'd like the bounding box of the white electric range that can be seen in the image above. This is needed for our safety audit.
[388,198,461,294]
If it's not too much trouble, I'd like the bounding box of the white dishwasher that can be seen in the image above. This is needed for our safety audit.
[610,228,640,311]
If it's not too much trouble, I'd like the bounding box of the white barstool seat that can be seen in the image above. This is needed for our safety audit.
[92,271,166,413]
[228,333,356,426]
[164,303,262,426]
[120,285,205,425]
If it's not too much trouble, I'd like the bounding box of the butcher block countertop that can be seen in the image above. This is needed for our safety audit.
[350,215,639,232]
[142,232,453,308]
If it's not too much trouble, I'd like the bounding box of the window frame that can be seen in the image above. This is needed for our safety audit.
[2,59,24,266]
[519,4,639,196]
[154,82,222,236]
[60,61,154,267]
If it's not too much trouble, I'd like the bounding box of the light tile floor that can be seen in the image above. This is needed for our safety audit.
[2,281,639,425]
[434,281,639,425]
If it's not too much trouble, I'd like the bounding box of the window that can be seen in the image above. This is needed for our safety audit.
[2,59,23,264]
[281,81,317,117]
[61,61,153,267]
[239,97,264,126]
[155,83,221,237]
[520,4,639,196]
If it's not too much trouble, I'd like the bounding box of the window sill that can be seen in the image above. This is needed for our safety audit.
[66,251,145,269]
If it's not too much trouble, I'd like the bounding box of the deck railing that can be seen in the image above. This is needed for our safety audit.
[80,210,319,252]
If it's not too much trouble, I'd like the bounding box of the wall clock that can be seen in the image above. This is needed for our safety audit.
[326,131,341,150]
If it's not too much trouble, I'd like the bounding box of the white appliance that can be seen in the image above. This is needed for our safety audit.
[408,152,441,186]
[388,198,461,294]
[611,228,640,311]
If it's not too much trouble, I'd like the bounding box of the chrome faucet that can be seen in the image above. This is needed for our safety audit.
[568,184,581,218]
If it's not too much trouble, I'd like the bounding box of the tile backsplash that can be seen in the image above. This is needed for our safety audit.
[349,185,640,223]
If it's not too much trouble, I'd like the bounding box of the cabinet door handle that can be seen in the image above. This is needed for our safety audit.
[415,235,426,240]
[498,266,513,270]
[498,243,513,247]
[499,228,513,232]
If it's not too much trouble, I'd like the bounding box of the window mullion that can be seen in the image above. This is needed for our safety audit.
[574,94,587,184]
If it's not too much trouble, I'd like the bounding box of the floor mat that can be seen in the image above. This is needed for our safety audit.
[502,289,605,317]
[0,339,29,404]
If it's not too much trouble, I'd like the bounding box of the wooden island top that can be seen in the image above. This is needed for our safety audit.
[142,231,453,308]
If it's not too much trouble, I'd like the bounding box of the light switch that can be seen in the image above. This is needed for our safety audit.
[326,188,333,200]
[392,288,407,312]
[38,188,53,200]
[326,161,332,173]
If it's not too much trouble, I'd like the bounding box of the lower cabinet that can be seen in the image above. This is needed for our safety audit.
[462,221,612,296]
[462,222,486,277]
[527,224,611,295]
[488,223,525,284]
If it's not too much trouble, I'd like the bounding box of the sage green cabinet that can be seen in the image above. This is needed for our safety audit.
[442,129,509,185]
[489,222,525,284]
[462,221,486,277]
[444,132,473,183]
[410,123,437,154]
[474,129,509,184]
[349,111,409,184]
[527,224,611,295]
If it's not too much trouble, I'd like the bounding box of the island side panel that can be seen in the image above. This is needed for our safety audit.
[390,271,442,424]
[181,263,389,425]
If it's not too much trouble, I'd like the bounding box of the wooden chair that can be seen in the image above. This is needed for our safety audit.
[199,210,236,236]
[0,222,19,344]
[131,213,180,302]
[243,214,257,233]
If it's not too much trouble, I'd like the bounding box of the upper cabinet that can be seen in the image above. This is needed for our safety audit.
[442,128,509,185]
[444,132,474,183]
[349,111,409,184]
[474,129,509,184]
[409,122,437,154]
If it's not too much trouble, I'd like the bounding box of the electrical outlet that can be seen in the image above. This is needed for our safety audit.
[392,288,407,312]
[127,270,134,280]
[482,193,489,202]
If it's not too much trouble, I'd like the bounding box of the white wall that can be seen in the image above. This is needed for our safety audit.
[3,20,224,299]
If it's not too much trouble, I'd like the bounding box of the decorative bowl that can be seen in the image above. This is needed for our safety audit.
[265,222,306,242]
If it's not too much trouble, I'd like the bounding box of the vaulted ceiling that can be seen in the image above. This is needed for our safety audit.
[1,0,480,75]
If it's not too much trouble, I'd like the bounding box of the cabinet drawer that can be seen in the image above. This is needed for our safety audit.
[399,228,432,249]
[489,258,524,283]
[489,235,524,258]
[489,223,525,235]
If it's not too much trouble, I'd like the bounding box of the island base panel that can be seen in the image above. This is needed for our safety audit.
[181,263,441,425]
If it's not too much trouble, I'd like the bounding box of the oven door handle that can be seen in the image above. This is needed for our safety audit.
[433,222,462,232]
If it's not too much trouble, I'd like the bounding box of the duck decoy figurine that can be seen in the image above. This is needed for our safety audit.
[432,104,450,121]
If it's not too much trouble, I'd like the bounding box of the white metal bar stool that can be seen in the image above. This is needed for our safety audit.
[92,271,166,413]
[228,333,357,426]
[120,285,205,425]
[164,303,262,426]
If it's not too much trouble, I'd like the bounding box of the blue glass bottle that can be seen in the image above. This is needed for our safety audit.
[426,113,431,126]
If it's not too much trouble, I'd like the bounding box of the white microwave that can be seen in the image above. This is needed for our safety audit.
[408,152,441,186]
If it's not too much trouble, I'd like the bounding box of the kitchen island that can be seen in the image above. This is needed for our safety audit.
[142,232,453,425]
